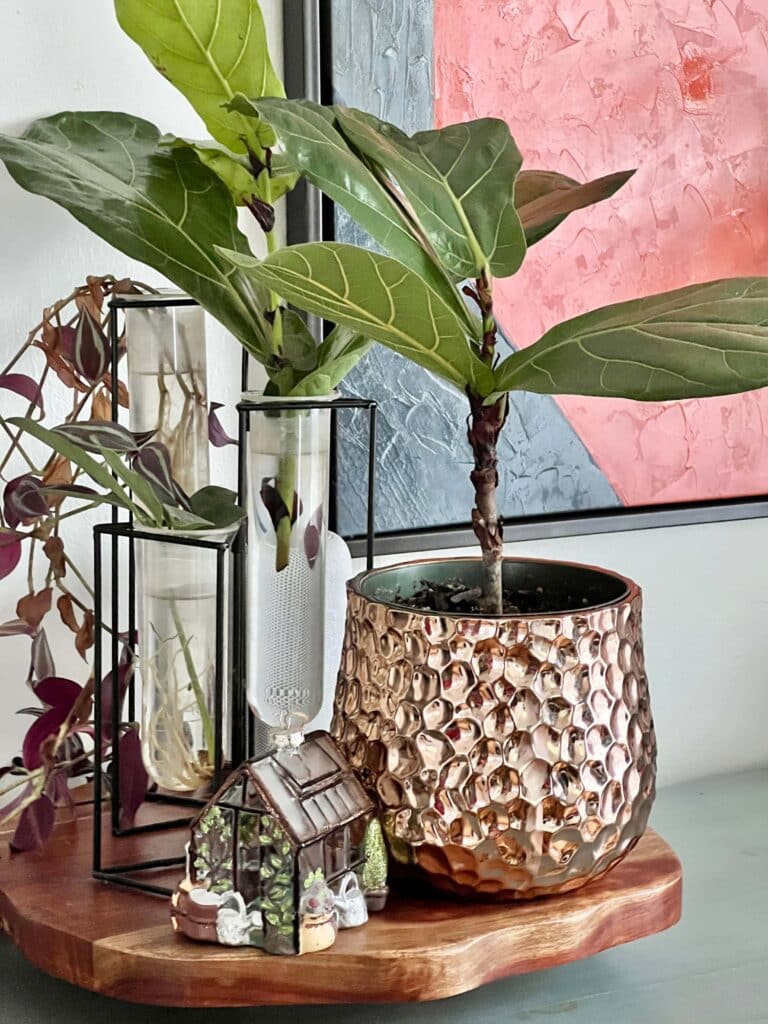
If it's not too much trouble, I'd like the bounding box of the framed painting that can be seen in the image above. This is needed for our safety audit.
[283,0,768,550]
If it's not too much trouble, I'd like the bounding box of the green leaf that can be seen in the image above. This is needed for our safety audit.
[246,98,479,338]
[219,243,495,394]
[516,168,635,247]
[162,136,298,206]
[7,418,144,520]
[0,112,270,360]
[189,485,246,528]
[289,326,372,398]
[279,311,318,372]
[334,108,526,280]
[495,278,768,401]
[114,0,284,155]
[100,449,166,524]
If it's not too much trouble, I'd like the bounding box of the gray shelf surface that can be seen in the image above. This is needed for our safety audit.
[4,767,767,1023]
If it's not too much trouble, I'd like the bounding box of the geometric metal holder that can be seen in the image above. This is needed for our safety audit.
[91,521,243,896]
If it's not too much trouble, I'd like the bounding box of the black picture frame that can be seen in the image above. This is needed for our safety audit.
[282,0,768,557]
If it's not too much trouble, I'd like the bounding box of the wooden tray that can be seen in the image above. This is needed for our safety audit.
[0,801,682,1007]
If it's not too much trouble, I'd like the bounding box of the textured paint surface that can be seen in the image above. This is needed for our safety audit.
[330,0,617,535]
[435,0,768,506]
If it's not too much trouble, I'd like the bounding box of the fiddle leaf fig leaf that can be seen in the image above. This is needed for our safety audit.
[290,325,371,398]
[516,168,636,247]
[219,243,495,395]
[495,278,768,401]
[0,113,271,360]
[161,137,298,207]
[114,0,283,155]
[333,107,526,280]
[247,97,480,339]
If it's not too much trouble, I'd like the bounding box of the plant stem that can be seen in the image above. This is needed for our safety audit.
[275,448,297,572]
[467,269,507,614]
[168,597,216,761]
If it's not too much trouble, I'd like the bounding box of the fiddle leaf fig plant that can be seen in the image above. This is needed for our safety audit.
[219,98,768,612]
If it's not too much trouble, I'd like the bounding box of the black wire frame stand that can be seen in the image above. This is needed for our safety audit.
[91,521,243,897]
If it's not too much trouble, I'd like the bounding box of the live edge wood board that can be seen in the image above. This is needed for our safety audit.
[0,805,682,1008]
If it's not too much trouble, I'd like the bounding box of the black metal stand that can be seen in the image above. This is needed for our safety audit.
[92,522,243,896]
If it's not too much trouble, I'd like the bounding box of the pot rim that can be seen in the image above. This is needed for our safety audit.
[348,555,638,618]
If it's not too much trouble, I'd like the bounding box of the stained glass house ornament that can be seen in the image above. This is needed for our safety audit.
[171,731,383,955]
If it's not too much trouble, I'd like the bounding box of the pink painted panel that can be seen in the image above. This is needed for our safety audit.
[435,0,768,505]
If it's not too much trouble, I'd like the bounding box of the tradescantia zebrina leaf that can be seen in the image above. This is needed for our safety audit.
[0,112,271,359]
[515,168,635,247]
[219,243,495,395]
[114,0,283,157]
[332,107,527,281]
[494,278,768,401]
[240,97,480,340]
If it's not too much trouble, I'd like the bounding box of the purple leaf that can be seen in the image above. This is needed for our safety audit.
[10,794,55,852]
[118,727,147,829]
[245,196,276,232]
[0,529,23,581]
[30,628,55,682]
[131,442,186,507]
[0,618,34,638]
[22,704,69,770]
[73,309,109,383]
[34,676,81,710]
[3,474,51,529]
[55,325,77,363]
[131,429,157,448]
[46,771,73,808]
[304,505,324,569]
[0,373,44,413]
[208,402,237,448]
[53,420,137,453]
[100,647,134,744]
[260,478,301,531]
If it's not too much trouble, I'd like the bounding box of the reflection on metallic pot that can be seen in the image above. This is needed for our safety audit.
[331,558,656,899]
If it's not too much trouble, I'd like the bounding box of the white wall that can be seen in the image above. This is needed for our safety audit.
[0,1,283,762]
[1,3,766,789]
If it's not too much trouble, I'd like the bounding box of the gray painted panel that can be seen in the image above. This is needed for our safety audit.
[328,0,619,536]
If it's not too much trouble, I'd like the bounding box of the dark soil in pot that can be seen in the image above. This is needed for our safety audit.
[366,558,629,616]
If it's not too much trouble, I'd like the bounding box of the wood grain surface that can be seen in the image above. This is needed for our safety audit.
[0,803,682,1007]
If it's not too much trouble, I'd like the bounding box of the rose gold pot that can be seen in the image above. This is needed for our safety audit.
[331,557,656,899]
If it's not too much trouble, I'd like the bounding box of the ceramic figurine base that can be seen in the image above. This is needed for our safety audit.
[0,800,681,1007]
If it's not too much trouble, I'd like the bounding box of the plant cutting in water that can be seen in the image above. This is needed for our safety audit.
[216,100,768,612]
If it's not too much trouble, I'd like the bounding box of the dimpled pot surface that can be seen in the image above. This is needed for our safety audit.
[331,558,657,899]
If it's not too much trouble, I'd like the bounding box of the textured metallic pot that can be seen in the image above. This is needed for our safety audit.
[331,557,656,899]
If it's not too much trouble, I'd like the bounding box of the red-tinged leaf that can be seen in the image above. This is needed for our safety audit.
[54,420,137,453]
[10,794,55,852]
[0,618,34,637]
[42,535,66,578]
[260,478,301,531]
[102,374,129,409]
[75,609,95,659]
[4,474,50,528]
[57,594,79,633]
[85,275,106,312]
[0,373,44,413]
[33,342,89,393]
[17,587,52,630]
[22,704,68,769]
[41,454,73,499]
[304,505,324,569]
[0,529,23,581]
[91,387,113,421]
[131,441,183,506]
[118,727,147,829]
[74,289,102,321]
[30,628,55,682]
[208,402,237,447]
[101,654,134,744]
[54,325,77,362]
[34,676,81,710]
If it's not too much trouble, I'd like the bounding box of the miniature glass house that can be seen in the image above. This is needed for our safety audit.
[171,732,376,955]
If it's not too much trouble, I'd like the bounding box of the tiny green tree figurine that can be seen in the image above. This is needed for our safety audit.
[361,819,388,911]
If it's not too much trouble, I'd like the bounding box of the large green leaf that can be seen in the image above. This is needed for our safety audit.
[0,112,270,359]
[243,97,480,339]
[162,136,297,206]
[516,168,635,246]
[495,278,768,400]
[290,326,372,398]
[333,108,526,280]
[219,243,495,394]
[114,0,283,155]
